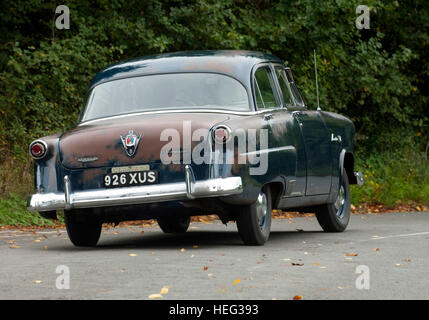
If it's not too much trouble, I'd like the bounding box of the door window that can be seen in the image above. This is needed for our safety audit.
[254,67,278,109]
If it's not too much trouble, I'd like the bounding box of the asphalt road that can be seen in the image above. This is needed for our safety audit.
[1,212,428,300]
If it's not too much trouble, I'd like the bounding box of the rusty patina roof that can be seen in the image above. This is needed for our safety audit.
[89,50,284,90]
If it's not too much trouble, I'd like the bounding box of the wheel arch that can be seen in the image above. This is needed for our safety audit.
[340,149,357,185]
[264,180,285,209]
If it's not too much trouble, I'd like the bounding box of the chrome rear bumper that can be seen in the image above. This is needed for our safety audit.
[27,166,243,212]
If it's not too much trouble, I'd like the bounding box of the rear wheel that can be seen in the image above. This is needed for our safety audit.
[157,216,190,233]
[236,185,272,245]
[315,168,351,232]
[64,209,102,247]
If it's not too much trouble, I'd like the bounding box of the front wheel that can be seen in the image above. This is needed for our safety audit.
[157,216,190,233]
[315,168,351,232]
[64,209,102,247]
[236,186,272,245]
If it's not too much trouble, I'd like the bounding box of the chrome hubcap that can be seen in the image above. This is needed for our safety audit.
[256,192,268,228]
[335,185,345,217]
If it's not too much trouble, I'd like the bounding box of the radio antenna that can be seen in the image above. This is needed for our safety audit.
[314,49,321,111]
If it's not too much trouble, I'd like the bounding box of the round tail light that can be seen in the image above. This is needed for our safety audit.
[212,125,232,144]
[29,140,47,159]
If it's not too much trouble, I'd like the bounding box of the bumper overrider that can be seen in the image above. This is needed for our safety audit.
[27,165,243,212]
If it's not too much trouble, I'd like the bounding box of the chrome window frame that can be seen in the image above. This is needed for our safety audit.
[284,67,306,109]
[251,63,283,112]
[271,64,297,109]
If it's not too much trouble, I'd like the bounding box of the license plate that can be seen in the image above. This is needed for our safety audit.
[104,170,158,188]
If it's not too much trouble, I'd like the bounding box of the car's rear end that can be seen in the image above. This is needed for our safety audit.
[27,111,246,218]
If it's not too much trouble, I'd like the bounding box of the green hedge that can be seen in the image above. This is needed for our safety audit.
[0,0,428,213]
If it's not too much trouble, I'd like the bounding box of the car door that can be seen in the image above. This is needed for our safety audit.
[252,64,299,195]
[270,65,306,197]
[284,68,332,196]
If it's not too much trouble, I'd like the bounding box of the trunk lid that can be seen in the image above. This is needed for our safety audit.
[60,112,234,169]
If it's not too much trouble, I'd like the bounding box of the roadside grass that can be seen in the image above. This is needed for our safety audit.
[0,152,56,227]
[0,193,56,226]
[0,148,427,227]
[351,150,429,206]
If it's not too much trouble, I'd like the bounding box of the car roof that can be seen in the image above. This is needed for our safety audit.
[89,50,284,89]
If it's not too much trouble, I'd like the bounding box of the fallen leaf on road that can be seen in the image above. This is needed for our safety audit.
[374,248,380,251]
[313,262,319,266]
[33,280,42,284]
[148,294,163,299]
[282,258,291,262]
[141,231,144,234]
[9,245,20,249]
[180,248,185,252]
[293,295,302,300]
[403,258,411,262]
[292,262,304,266]
[160,287,169,295]
[233,278,241,285]
[129,253,137,257]
[203,266,208,271]
[345,252,358,256]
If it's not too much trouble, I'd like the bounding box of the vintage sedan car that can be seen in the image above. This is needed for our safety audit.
[27,50,363,247]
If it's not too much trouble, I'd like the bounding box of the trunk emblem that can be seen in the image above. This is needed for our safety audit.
[120,130,142,157]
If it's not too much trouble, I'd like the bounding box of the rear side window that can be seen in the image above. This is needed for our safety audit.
[274,67,294,107]
[254,67,278,109]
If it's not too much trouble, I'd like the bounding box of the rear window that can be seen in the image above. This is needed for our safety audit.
[81,73,250,122]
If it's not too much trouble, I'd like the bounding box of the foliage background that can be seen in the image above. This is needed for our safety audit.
[0,0,427,225]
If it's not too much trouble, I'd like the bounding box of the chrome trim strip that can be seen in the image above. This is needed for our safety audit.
[78,108,284,126]
[27,176,243,212]
[240,145,295,156]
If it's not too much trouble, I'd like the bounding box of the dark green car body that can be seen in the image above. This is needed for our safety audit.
[27,50,361,225]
